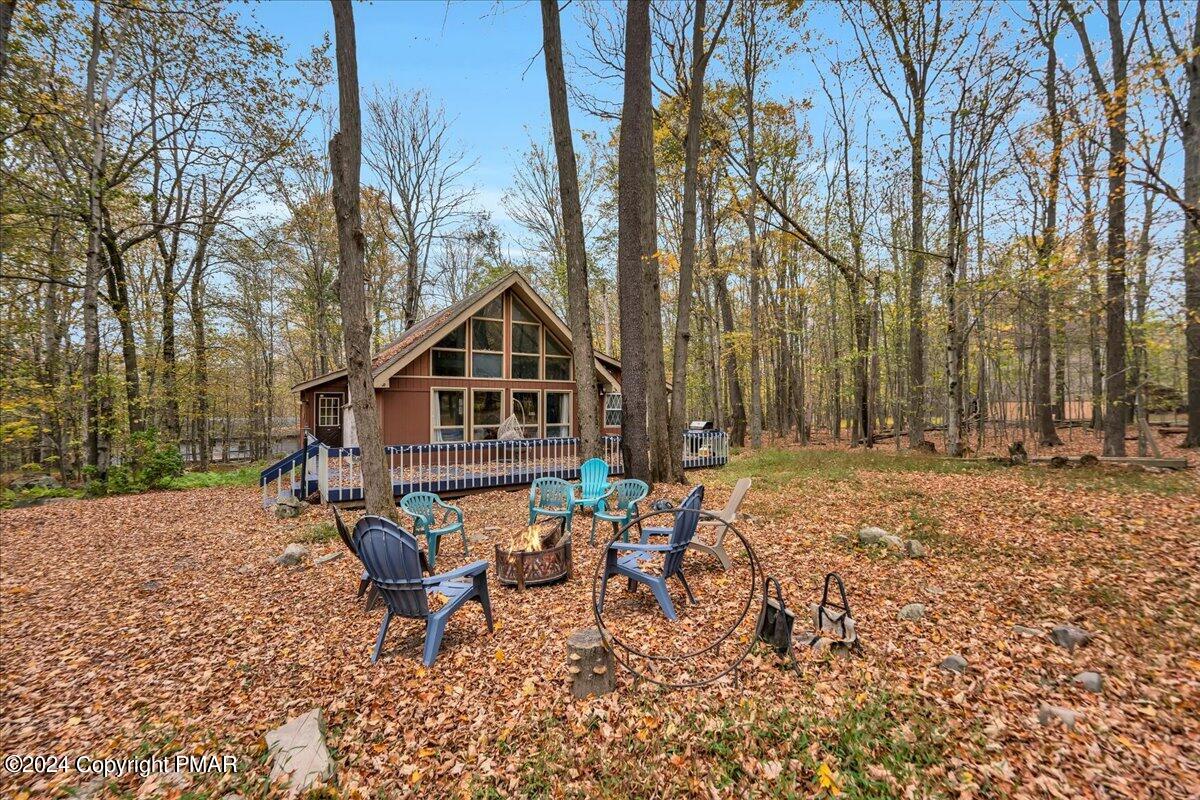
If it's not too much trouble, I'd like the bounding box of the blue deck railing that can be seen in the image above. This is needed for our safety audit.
[261,430,729,507]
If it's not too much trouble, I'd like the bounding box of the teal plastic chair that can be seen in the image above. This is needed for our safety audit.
[591,478,649,545]
[529,477,575,531]
[573,457,611,514]
[400,491,468,571]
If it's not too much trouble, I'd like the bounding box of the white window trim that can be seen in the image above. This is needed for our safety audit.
[316,393,343,428]
[510,388,543,439]
[545,390,572,439]
[604,392,622,428]
[430,387,467,443]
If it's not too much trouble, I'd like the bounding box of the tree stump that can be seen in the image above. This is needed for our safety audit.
[1008,441,1028,465]
[567,627,616,698]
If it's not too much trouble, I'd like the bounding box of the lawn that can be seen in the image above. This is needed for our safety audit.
[1,447,1197,798]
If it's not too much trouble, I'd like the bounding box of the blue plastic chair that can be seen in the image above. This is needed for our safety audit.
[529,477,575,531]
[597,485,704,621]
[332,506,371,600]
[353,516,493,666]
[573,457,612,515]
[400,491,469,572]
[590,478,649,545]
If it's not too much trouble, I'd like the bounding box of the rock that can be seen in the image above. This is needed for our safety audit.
[1072,671,1104,693]
[265,708,334,793]
[898,603,926,621]
[857,526,889,545]
[237,564,258,575]
[1050,625,1093,653]
[140,579,162,592]
[904,539,926,559]
[879,534,904,549]
[10,472,62,490]
[275,543,309,567]
[275,494,303,519]
[1048,455,1072,469]
[35,496,74,506]
[939,654,968,674]
[313,551,344,566]
[1078,453,1100,467]
[1038,704,1081,731]
[1012,624,1042,638]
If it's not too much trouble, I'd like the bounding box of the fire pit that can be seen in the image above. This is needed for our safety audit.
[495,519,572,591]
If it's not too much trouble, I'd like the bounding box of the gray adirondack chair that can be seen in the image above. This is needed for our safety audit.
[597,485,704,621]
[640,478,750,570]
[353,515,493,665]
[332,506,371,600]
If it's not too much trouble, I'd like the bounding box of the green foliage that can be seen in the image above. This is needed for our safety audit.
[716,447,1002,489]
[169,462,266,490]
[83,429,183,496]
[299,522,338,544]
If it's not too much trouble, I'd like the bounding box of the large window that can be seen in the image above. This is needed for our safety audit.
[512,390,540,437]
[511,298,541,379]
[545,391,571,438]
[604,393,622,427]
[472,390,502,440]
[432,389,465,442]
[431,324,466,376]
[545,335,572,381]
[471,299,504,378]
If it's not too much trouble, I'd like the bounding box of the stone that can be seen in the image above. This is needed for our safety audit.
[237,564,258,575]
[1012,624,1042,638]
[275,494,302,519]
[265,708,335,793]
[1038,704,1081,731]
[899,603,926,621]
[879,534,904,549]
[313,552,344,566]
[1050,625,1093,653]
[1072,671,1104,693]
[904,539,927,559]
[140,579,162,592]
[1049,455,1072,469]
[857,526,889,545]
[275,543,309,567]
[939,654,968,674]
[11,472,62,490]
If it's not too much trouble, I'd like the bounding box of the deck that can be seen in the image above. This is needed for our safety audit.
[260,431,730,507]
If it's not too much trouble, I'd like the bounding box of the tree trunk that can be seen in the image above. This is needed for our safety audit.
[666,0,716,480]
[82,0,103,475]
[540,0,602,458]
[191,261,210,471]
[1184,4,1200,447]
[705,190,746,447]
[329,0,393,518]
[907,110,926,448]
[616,0,654,483]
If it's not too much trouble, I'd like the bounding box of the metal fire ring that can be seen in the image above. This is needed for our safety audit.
[589,507,760,689]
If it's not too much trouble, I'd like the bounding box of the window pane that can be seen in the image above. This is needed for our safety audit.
[478,296,503,319]
[432,349,465,376]
[512,297,536,323]
[545,356,571,381]
[546,392,569,424]
[512,354,539,379]
[434,323,466,349]
[604,393,622,427]
[512,322,540,354]
[472,318,503,351]
[473,391,501,424]
[472,352,502,377]
[513,391,540,430]
[545,335,568,357]
[473,426,499,440]
[436,391,464,426]
[546,425,569,438]
[434,427,464,442]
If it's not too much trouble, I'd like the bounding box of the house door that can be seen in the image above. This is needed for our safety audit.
[314,392,344,447]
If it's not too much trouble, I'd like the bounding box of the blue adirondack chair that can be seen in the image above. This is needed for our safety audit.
[332,506,371,600]
[528,477,575,531]
[597,485,705,621]
[573,457,612,516]
[590,478,649,545]
[400,491,469,572]
[353,515,493,665]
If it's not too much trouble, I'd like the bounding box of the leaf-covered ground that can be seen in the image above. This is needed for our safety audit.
[1,445,1198,798]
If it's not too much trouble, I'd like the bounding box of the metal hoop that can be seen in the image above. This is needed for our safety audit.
[589,506,760,689]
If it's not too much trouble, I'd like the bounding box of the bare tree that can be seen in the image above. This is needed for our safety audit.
[365,88,475,329]
[541,0,603,458]
[329,0,391,518]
